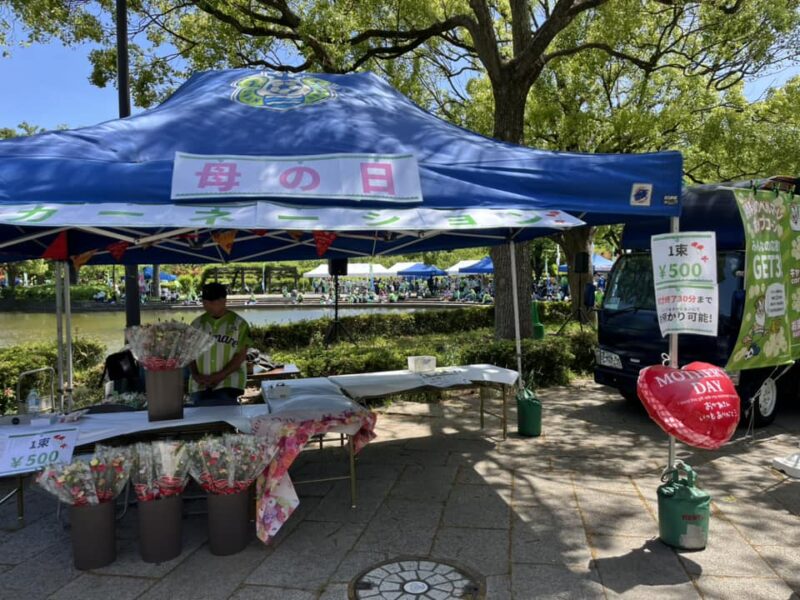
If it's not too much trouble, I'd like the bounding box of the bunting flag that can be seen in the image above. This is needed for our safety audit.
[42,231,69,260]
[252,229,268,237]
[107,241,130,262]
[179,232,204,249]
[287,231,304,242]
[71,250,96,270]
[212,230,237,255]
[313,231,337,257]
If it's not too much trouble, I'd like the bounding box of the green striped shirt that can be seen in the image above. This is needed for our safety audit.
[189,311,251,392]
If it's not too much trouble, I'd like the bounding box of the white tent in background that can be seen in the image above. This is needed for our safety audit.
[446,259,479,275]
[387,262,417,274]
[303,262,391,278]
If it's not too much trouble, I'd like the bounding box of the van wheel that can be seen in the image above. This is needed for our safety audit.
[741,375,780,427]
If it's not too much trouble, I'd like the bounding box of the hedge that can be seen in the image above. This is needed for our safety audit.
[0,338,105,414]
[250,306,495,350]
[0,284,108,302]
[274,328,597,389]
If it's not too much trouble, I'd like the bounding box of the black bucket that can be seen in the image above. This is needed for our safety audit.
[138,494,183,563]
[207,487,251,556]
[70,501,116,570]
[145,368,184,421]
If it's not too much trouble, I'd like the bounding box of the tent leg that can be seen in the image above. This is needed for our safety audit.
[667,215,680,469]
[63,263,74,411]
[54,262,65,412]
[509,240,524,390]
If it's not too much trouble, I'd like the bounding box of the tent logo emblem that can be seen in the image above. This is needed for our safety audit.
[630,183,653,207]
[231,73,336,110]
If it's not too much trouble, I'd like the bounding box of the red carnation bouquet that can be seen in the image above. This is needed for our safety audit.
[126,321,215,371]
[131,441,191,502]
[36,445,132,506]
[188,434,273,495]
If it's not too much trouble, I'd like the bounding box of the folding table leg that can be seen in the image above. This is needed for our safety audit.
[502,385,508,440]
[349,436,357,509]
[479,386,487,429]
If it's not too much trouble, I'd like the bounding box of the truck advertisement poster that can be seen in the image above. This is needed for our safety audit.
[651,232,719,337]
[727,188,800,371]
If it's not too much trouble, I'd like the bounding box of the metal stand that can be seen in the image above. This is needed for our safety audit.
[325,274,354,346]
[555,270,596,335]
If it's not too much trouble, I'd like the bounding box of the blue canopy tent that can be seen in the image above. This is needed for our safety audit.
[557,254,615,274]
[397,263,446,278]
[0,69,682,402]
[0,69,680,265]
[459,257,494,274]
[142,266,177,281]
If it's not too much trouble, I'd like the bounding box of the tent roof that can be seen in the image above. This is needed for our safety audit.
[0,69,682,264]
[446,259,479,274]
[557,253,615,273]
[387,262,418,273]
[460,257,493,274]
[397,263,447,277]
[303,262,390,278]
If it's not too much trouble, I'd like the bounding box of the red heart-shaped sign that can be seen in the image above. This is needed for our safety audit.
[637,362,740,449]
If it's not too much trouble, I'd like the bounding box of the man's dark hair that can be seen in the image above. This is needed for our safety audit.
[201,282,227,301]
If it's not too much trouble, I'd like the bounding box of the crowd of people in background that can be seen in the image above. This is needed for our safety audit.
[306,274,495,304]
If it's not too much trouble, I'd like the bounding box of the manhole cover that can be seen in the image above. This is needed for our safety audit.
[349,557,485,599]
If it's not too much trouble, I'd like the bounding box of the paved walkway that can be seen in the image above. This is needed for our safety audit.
[2,381,800,599]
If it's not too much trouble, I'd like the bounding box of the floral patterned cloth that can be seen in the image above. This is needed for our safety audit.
[250,409,377,543]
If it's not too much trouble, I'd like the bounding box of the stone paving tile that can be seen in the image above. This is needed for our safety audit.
[754,545,800,593]
[713,494,800,547]
[137,540,269,600]
[318,582,349,599]
[432,526,509,576]
[228,584,318,600]
[306,475,396,524]
[676,517,774,578]
[577,493,659,538]
[692,575,798,599]
[442,484,509,529]
[246,520,364,591]
[48,573,155,600]
[511,510,592,569]
[486,574,512,600]
[511,562,605,599]
[357,498,443,556]
[389,464,458,503]
[762,479,800,516]
[0,508,70,565]
[589,536,698,598]
[0,537,80,599]
[512,472,576,508]
[696,455,786,499]
[92,513,208,579]
[327,549,390,584]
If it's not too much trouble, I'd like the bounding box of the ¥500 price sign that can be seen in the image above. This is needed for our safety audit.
[0,428,79,476]
[651,232,718,337]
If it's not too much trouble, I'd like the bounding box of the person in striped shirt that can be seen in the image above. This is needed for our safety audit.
[189,282,252,406]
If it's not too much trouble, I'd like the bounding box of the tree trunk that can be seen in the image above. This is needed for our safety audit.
[490,243,533,339]
[555,227,596,324]
[153,264,160,299]
[491,81,536,340]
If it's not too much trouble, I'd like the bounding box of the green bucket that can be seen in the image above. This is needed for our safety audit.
[516,388,542,437]
[657,462,710,551]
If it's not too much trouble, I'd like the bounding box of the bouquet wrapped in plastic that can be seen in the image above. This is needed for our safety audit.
[188,434,272,495]
[125,321,215,371]
[131,441,191,502]
[36,445,132,506]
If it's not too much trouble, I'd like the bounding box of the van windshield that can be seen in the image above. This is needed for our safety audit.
[603,252,744,315]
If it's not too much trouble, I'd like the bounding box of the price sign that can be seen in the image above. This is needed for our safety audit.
[652,232,718,337]
[0,428,79,476]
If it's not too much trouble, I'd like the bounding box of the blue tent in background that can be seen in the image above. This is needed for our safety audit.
[142,266,177,281]
[459,257,494,274]
[0,69,682,264]
[397,263,447,278]
[557,254,615,274]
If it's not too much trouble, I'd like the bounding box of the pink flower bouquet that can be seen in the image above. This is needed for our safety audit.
[131,441,191,502]
[36,445,132,506]
[125,321,214,371]
[188,434,272,495]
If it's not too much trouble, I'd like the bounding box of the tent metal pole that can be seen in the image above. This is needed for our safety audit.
[63,263,74,410]
[509,239,524,390]
[54,262,65,412]
[667,215,680,469]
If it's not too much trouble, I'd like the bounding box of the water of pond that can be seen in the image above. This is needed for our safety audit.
[0,306,423,351]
